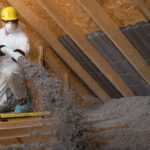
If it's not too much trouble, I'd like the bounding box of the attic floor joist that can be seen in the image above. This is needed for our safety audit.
[7,0,110,101]
[37,0,134,97]
[76,0,150,84]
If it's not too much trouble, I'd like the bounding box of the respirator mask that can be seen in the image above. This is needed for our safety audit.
[5,22,17,34]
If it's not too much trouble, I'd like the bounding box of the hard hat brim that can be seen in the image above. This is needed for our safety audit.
[1,18,18,22]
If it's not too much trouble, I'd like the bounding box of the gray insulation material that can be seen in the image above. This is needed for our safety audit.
[122,22,150,65]
[1,58,150,150]
[59,35,122,98]
[0,57,87,150]
[84,96,150,150]
[88,30,150,96]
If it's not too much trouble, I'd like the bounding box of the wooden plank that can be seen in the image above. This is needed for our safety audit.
[0,117,48,127]
[7,3,96,106]
[0,118,39,125]
[0,117,55,131]
[0,135,56,146]
[45,48,97,103]
[0,126,50,138]
[37,46,44,65]
[134,0,150,20]
[7,0,110,101]
[33,45,96,108]
[76,0,150,84]
[0,121,51,130]
[0,112,50,119]
[37,0,134,97]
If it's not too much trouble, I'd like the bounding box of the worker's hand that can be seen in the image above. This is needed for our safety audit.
[1,46,23,61]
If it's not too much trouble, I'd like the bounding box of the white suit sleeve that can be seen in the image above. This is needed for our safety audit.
[1,47,22,61]
[17,37,30,55]
[1,35,30,61]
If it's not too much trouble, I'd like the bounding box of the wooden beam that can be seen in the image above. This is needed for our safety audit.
[0,135,56,146]
[0,118,49,127]
[37,0,134,97]
[44,48,96,101]
[0,126,50,138]
[37,46,44,65]
[7,0,110,101]
[22,22,96,106]
[76,0,150,84]
[134,0,150,20]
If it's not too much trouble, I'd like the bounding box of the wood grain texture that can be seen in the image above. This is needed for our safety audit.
[45,48,97,102]
[37,0,134,97]
[96,0,146,26]
[134,0,150,20]
[7,0,110,101]
[0,0,103,101]
[77,0,150,84]
[0,135,56,146]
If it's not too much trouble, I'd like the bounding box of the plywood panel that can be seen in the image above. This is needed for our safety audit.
[16,0,64,37]
[134,0,150,20]
[145,0,150,8]
[37,0,136,96]
[77,0,150,83]
[96,0,146,27]
[41,0,99,34]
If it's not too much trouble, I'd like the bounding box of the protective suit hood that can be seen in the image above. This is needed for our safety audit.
[5,22,18,34]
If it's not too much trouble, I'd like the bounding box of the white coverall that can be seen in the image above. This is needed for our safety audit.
[0,25,30,111]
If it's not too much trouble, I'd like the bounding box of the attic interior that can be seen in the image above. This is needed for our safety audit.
[0,0,150,150]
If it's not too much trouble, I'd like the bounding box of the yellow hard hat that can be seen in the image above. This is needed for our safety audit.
[1,6,18,21]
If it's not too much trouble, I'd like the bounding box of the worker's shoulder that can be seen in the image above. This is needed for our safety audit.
[16,28,29,41]
[0,27,6,34]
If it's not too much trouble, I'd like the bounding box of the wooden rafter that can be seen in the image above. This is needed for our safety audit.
[76,0,150,84]
[37,0,134,97]
[7,0,110,101]
[22,21,94,102]
[44,48,97,101]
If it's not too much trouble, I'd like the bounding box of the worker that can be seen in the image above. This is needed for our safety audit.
[0,6,31,112]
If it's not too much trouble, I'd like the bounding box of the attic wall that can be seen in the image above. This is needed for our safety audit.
[0,1,147,47]
[35,0,149,95]
[0,0,149,102]
[0,0,97,104]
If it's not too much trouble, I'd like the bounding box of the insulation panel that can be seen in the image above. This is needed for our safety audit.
[59,35,122,98]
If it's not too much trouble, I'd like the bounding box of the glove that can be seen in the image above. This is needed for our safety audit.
[1,46,23,61]
[0,45,6,56]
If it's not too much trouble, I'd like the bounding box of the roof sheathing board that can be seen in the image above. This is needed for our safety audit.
[3,0,150,98]
[59,35,122,98]
[20,0,64,37]
[49,0,99,34]
[96,0,146,27]
[145,0,150,9]
[88,30,150,96]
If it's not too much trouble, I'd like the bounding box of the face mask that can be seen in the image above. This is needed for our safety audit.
[5,22,17,34]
